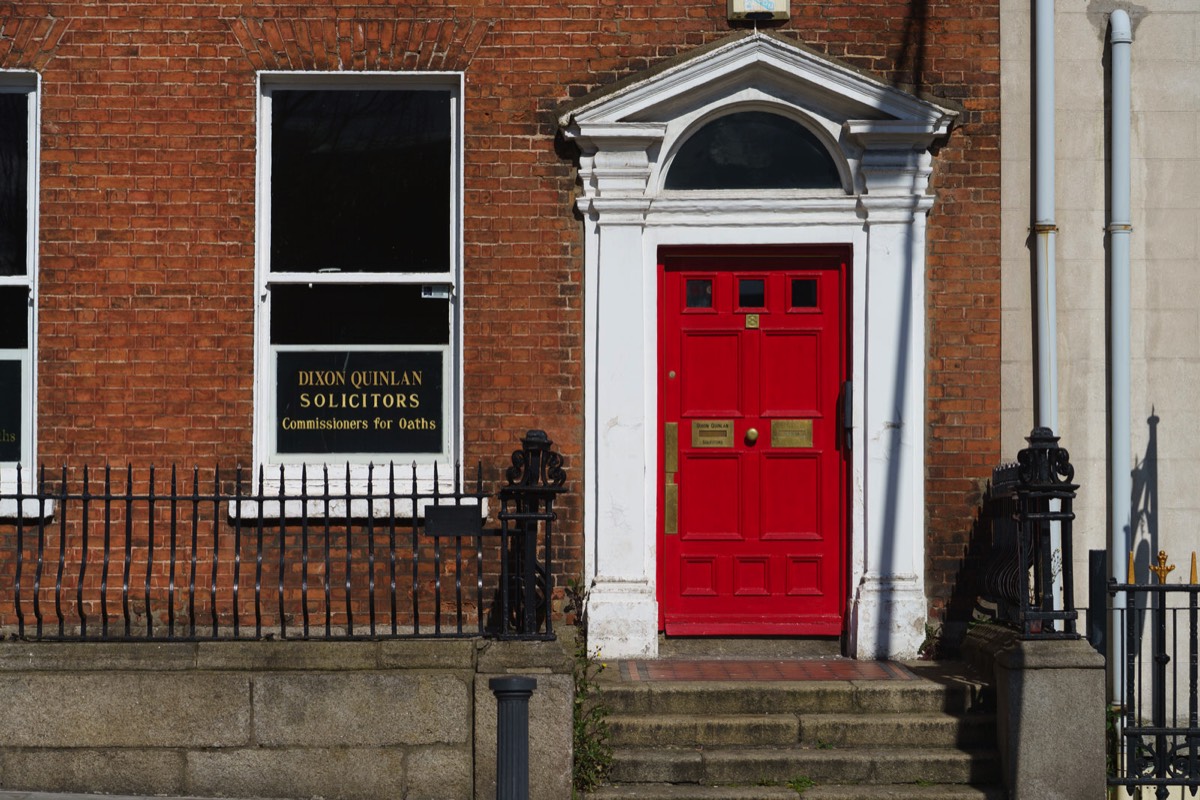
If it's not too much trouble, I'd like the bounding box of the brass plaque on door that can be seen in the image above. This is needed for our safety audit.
[692,420,734,448]
[771,419,813,448]
[745,314,760,329]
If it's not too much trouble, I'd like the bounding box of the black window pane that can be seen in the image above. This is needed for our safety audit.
[665,111,841,191]
[271,89,451,273]
[686,279,713,308]
[791,278,817,308]
[739,279,765,309]
[0,359,19,461]
[0,286,28,348]
[271,284,449,345]
[0,92,28,277]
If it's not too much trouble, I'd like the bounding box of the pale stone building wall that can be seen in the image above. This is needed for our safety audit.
[1001,1,1200,601]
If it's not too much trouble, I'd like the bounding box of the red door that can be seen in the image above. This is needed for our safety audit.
[659,248,849,635]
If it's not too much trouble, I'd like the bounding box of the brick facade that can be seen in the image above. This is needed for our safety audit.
[2,1,1000,635]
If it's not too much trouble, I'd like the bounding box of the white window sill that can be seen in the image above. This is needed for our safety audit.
[0,498,55,519]
[232,465,488,521]
[0,467,54,518]
[228,495,487,521]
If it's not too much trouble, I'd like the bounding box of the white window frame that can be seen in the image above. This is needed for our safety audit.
[253,72,464,493]
[0,71,39,506]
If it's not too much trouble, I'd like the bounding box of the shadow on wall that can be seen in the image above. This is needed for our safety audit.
[895,0,928,91]
[870,0,930,658]
[936,479,1002,656]
[1129,409,1159,585]
[1126,409,1159,653]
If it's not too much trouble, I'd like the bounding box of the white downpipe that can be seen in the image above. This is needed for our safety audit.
[1033,0,1064,616]
[1034,0,1058,434]
[1108,7,1133,704]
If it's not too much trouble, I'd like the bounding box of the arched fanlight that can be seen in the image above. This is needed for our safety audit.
[665,110,840,190]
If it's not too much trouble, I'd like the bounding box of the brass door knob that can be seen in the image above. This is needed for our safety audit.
[745,428,759,443]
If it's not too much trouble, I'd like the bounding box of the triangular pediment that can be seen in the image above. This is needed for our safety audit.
[558,31,956,132]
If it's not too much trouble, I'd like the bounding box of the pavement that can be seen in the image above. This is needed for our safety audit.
[0,795,249,800]
[0,796,265,800]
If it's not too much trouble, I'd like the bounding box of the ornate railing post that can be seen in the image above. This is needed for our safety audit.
[1012,426,1079,639]
[496,430,566,638]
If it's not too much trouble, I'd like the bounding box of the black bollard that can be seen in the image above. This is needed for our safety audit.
[490,675,537,800]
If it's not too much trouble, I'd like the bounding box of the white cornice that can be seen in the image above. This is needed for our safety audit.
[845,119,954,151]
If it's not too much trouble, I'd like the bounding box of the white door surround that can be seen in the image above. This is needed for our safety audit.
[558,31,957,659]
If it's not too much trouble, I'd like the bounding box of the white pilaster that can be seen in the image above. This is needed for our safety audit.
[574,132,664,659]
[846,129,939,659]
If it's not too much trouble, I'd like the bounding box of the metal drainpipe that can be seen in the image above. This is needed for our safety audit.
[1034,0,1058,434]
[1108,7,1133,704]
[1033,0,1064,617]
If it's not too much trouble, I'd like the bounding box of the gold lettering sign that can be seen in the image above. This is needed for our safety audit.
[277,351,444,455]
[771,419,813,448]
[692,420,734,448]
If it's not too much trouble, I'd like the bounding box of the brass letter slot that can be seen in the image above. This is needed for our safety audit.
[692,419,734,448]
[771,419,813,448]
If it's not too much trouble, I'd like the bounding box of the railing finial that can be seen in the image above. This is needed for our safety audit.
[1017,426,1075,487]
[1149,550,1175,585]
[505,429,566,489]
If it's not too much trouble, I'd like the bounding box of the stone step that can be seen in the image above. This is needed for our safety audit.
[800,711,995,749]
[607,713,799,747]
[585,784,1005,800]
[607,710,994,749]
[584,785,803,800]
[599,680,975,717]
[802,786,1007,800]
[608,746,1000,787]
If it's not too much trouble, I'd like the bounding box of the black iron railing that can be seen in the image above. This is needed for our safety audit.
[0,431,564,642]
[1109,554,1200,798]
[981,427,1079,639]
[494,429,565,639]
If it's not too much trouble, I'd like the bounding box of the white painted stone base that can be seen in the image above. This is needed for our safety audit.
[584,579,659,660]
[849,574,927,660]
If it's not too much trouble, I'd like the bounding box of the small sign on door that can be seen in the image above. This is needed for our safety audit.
[692,420,734,448]
[771,419,813,448]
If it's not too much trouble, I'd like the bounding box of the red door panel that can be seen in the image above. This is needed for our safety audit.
[681,332,743,415]
[760,331,820,415]
[760,453,820,539]
[681,454,743,539]
[659,249,849,636]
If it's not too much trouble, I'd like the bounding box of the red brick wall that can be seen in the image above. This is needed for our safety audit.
[1,1,1000,630]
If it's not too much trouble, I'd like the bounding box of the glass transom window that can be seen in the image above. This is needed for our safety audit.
[665,111,841,191]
